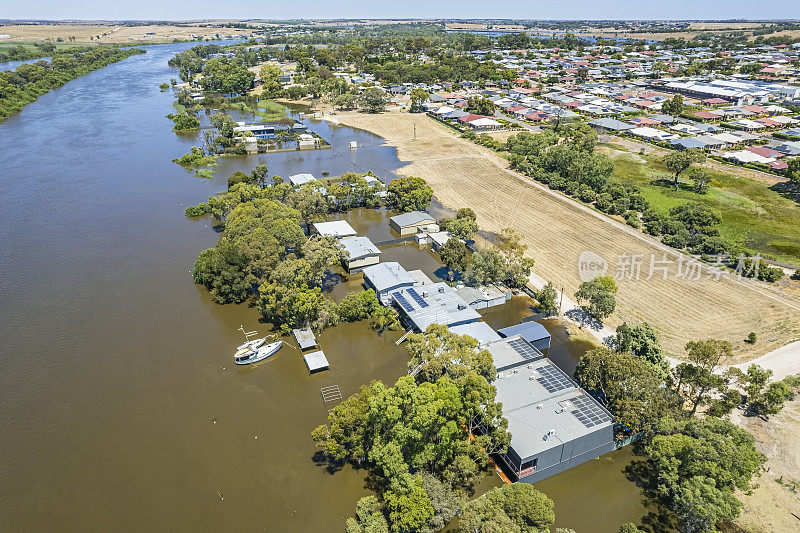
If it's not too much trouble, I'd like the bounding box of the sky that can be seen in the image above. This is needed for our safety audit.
[1,0,799,22]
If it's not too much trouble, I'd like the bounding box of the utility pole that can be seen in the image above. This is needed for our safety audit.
[413,123,416,141]
[559,286,565,317]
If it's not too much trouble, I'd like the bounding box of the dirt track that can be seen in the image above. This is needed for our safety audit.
[329,111,800,361]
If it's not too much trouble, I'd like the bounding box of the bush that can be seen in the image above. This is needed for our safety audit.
[612,197,630,214]
[595,193,613,213]
[564,180,580,195]
[662,232,688,249]
[624,210,641,228]
[745,332,757,344]
[578,185,597,203]
[184,203,209,217]
[549,176,566,190]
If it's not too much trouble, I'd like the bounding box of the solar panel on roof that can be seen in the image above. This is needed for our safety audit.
[406,287,429,308]
[535,364,573,393]
[570,395,611,428]
[393,293,414,312]
[507,338,540,361]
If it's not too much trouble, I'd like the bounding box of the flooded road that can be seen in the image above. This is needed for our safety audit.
[0,42,644,532]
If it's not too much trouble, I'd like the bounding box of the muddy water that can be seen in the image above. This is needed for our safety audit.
[0,42,645,532]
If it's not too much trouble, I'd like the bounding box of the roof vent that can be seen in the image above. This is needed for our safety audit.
[457,303,466,310]
[422,291,429,297]
[438,286,445,293]
[536,404,543,410]
[548,429,556,436]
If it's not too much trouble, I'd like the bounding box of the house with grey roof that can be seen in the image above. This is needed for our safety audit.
[340,236,381,272]
[389,211,437,236]
[390,283,481,332]
[312,220,357,239]
[486,338,615,482]
[588,118,635,133]
[362,262,417,305]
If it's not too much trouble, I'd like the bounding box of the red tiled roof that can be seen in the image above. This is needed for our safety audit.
[748,146,783,159]
[694,111,721,120]
[458,114,484,123]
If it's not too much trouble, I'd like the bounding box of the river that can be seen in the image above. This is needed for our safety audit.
[0,42,644,532]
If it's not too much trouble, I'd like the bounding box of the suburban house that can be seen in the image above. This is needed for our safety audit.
[455,285,510,310]
[362,262,417,305]
[389,211,437,236]
[340,236,381,272]
[312,220,358,239]
[288,173,318,187]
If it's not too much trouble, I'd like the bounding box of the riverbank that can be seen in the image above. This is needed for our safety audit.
[324,110,800,363]
[0,46,145,123]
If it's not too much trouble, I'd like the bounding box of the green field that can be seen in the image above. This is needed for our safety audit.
[608,151,800,265]
[256,99,288,121]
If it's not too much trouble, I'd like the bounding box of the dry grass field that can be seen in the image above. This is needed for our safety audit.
[331,111,800,360]
[735,400,800,532]
[0,23,252,44]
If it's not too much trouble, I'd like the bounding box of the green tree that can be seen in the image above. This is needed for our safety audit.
[409,87,429,112]
[384,480,434,533]
[536,282,559,316]
[406,324,496,384]
[346,496,389,533]
[613,322,669,378]
[369,305,400,332]
[440,217,479,241]
[686,167,710,193]
[663,149,706,190]
[575,275,618,324]
[338,289,381,322]
[459,483,555,533]
[466,248,508,286]
[574,348,681,434]
[786,158,800,183]
[637,417,766,533]
[360,87,388,113]
[439,238,469,280]
[386,176,433,213]
[672,339,732,415]
[618,524,645,533]
[334,92,358,110]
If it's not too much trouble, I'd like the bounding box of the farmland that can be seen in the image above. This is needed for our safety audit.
[331,111,800,360]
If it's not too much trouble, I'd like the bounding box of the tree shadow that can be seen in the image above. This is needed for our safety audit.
[770,180,800,205]
[311,450,349,476]
[624,455,681,533]
[649,178,700,194]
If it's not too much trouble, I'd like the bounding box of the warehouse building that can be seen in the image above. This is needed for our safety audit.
[483,336,615,483]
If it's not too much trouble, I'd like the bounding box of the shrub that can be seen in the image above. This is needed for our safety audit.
[745,332,757,344]
[578,185,597,203]
[549,176,566,190]
[624,210,641,228]
[595,193,613,213]
[184,203,209,217]
[564,180,580,195]
[662,232,688,249]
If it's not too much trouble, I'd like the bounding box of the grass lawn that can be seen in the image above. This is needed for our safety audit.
[609,152,800,265]
[255,99,288,121]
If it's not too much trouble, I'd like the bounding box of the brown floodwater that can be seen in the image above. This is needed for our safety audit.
[0,42,647,532]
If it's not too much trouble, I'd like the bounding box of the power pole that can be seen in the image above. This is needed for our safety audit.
[413,123,417,141]
[559,286,565,317]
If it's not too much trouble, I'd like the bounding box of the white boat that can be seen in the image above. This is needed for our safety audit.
[234,341,283,365]
[236,337,267,352]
